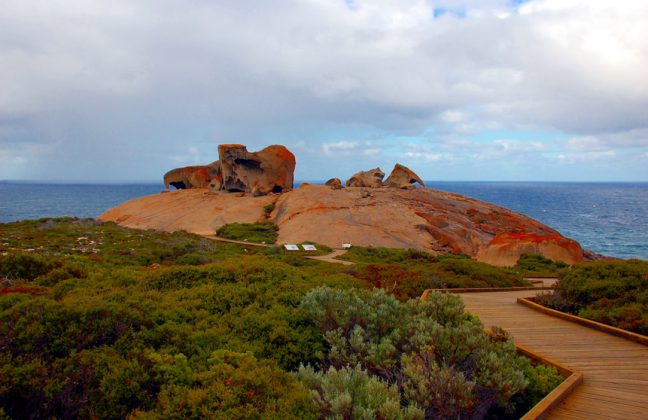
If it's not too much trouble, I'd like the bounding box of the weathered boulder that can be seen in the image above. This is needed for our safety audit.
[164,161,220,189]
[163,144,296,196]
[346,168,385,188]
[218,144,295,196]
[384,164,425,189]
[325,178,343,189]
[476,232,584,266]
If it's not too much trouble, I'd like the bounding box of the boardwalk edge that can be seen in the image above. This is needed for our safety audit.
[518,297,648,346]
[513,341,583,420]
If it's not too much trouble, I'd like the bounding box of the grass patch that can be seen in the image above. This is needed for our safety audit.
[340,246,436,264]
[216,222,278,244]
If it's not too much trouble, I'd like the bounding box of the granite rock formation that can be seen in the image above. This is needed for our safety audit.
[163,161,220,190]
[325,178,343,189]
[346,168,385,188]
[164,144,295,196]
[218,144,295,196]
[384,164,425,189]
[100,184,589,265]
[476,232,584,266]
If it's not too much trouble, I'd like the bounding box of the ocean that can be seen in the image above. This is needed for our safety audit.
[1,181,646,260]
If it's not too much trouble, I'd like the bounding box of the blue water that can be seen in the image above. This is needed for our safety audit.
[1,181,646,260]
[431,182,648,260]
[0,182,163,222]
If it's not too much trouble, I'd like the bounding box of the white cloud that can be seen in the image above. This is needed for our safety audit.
[566,136,608,152]
[322,141,359,155]
[0,0,647,180]
[403,151,447,162]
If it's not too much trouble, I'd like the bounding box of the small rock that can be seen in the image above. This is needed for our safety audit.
[325,178,343,189]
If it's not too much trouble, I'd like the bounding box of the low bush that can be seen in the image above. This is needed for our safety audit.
[539,260,648,334]
[216,222,278,244]
[341,246,437,264]
[0,252,58,281]
[0,219,564,418]
[515,253,568,276]
[298,287,549,418]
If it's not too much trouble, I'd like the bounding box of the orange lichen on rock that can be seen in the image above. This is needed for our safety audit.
[218,144,295,196]
[477,232,584,266]
[164,144,295,196]
[164,161,220,189]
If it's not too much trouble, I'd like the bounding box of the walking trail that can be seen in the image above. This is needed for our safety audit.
[204,235,352,264]
[458,290,648,419]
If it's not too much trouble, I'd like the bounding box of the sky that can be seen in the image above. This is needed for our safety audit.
[1,0,647,182]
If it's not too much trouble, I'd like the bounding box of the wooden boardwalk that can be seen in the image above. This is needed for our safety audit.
[458,290,648,419]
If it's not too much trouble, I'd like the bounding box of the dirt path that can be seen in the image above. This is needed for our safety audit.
[202,235,269,247]
[304,249,353,265]
[457,290,648,419]
[204,235,353,264]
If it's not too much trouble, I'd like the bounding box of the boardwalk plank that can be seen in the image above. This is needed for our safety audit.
[454,290,648,420]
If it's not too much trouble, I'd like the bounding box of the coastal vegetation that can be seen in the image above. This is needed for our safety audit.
[537,260,648,335]
[0,218,563,418]
[340,246,563,299]
[216,222,278,244]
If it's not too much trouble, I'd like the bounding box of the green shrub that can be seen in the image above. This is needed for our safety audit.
[175,252,220,266]
[515,253,568,275]
[436,258,521,288]
[0,252,57,281]
[216,223,278,244]
[541,260,648,334]
[296,364,423,419]
[0,219,565,418]
[134,350,316,420]
[263,203,275,217]
[341,246,436,264]
[298,287,530,417]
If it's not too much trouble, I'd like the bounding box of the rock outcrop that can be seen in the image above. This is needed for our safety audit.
[164,161,220,189]
[346,168,385,188]
[384,164,425,189]
[476,232,584,266]
[100,185,587,265]
[218,144,295,196]
[100,189,275,236]
[164,144,295,196]
[325,178,343,189]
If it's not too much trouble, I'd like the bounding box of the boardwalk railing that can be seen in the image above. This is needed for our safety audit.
[514,341,583,420]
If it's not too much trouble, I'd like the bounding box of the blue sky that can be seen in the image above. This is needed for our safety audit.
[1,0,647,182]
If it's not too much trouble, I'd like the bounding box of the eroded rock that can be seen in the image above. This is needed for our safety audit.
[164,144,295,196]
[384,164,425,189]
[346,168,385,188]
[218,144,295,196]
[325,178,343,189]
[164,161,220,190]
